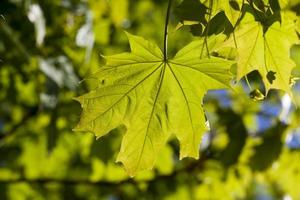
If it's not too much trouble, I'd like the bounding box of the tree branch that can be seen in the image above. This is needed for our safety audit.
[0,154,209,186]
[0,106,39,141]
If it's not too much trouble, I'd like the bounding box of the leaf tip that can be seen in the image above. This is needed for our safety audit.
[124,31,133,39]
[99,52,106,59]
[179,152,199,160]
[72,96,81,102]
[115,158,136,177]
[72,125,82,132]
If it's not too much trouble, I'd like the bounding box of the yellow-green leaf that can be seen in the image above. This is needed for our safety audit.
[278,0,300,8]
[74,33,233,176]
[221,13,298,95]
[224,0,243,26]
[202,0,243,26]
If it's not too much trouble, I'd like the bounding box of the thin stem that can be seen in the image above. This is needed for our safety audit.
[201,0,213,58]
[247,0,265,24]
[245,75,253,91]
[233,0,245,30]
[163,0,173,62]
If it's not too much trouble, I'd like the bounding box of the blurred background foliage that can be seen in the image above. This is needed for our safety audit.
[0,0,300,199]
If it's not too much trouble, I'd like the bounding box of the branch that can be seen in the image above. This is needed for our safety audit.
[0,177,136,187]
[201,0,212,58]
[0,154,209,186]
[0,106,39,141]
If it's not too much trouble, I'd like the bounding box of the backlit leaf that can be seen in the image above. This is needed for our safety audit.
[74,33,233,176]
[220,13,298,96]
[202,0,243,26]
[278,0,300,8]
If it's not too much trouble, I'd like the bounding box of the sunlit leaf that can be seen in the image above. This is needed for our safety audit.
[74,33,233,176]
[220,13,298,96]
[278,0,300,8]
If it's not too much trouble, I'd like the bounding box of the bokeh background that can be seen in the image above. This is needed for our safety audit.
[1,0,300,199]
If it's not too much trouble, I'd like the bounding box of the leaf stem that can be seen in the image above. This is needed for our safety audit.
[163,0,173,62]
[201,0,213,58]
[245,75,253,91]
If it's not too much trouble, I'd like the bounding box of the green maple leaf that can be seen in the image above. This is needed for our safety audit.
[214,0,243,26]
[221,13,298,95]
[74,33,233,176]
[202,0,243,26]
[279,0,300,8]
[175,0,243,29]
[223,0,243,26]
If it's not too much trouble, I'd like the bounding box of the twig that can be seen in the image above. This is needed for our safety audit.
[0,153,209,186]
